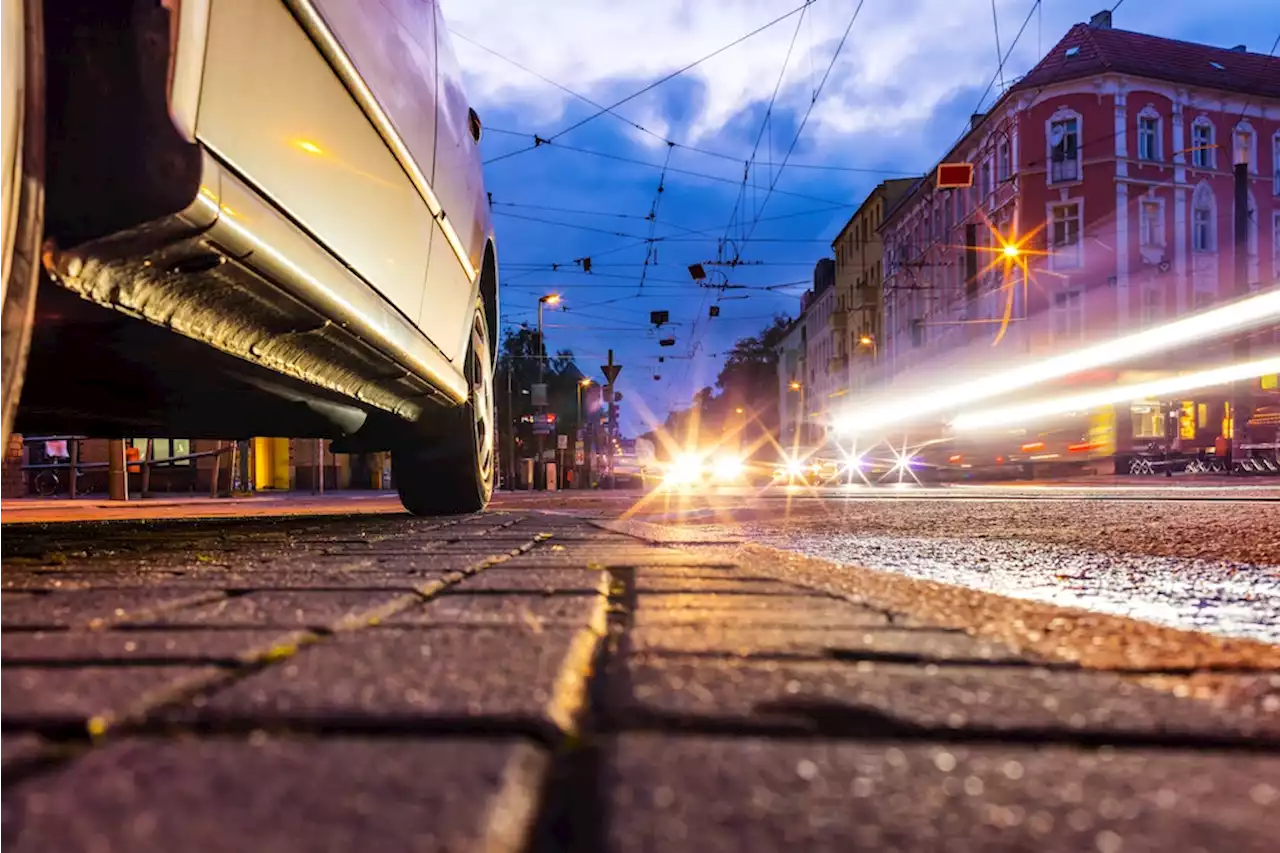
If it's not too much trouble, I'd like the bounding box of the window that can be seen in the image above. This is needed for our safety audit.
[1274,133,1280,195]
[1131,403,1166,440]
[1193,208,1213,251]
[1050,201,1082,269]
[1141,285,1163,324]
[1049,116,1080,183]
[981,160,992,200]
[1140,200,1164,248]
[1234,121,1256,171]
[1051,289,1084,340]
[1191,119,1214,169]
[128,438,192,467]
[1192,184,1215,253]
[1137,113,1160,161]
[998,141,1011,181]
[1274,212,1280,266]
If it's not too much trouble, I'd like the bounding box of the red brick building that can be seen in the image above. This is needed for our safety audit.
[875,10,1280,458]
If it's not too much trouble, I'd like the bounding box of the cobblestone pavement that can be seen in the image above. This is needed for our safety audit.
[2,507,1278,852]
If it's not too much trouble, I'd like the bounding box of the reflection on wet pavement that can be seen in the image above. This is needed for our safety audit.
[704,526,1280,644]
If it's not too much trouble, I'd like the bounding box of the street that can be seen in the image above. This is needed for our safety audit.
[3,484,1278,852]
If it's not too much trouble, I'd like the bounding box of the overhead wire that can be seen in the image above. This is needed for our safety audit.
[735,0,870,255]
[476,0,819,166]
[637,144,676,293]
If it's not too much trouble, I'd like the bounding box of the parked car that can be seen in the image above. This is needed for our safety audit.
[1,0,498,514]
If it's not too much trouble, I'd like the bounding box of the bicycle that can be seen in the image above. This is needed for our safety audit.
[32,466,92,497]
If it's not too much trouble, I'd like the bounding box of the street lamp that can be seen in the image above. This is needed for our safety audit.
[575,378,592,489]
[535,293,560,489]
[856,334,879,365]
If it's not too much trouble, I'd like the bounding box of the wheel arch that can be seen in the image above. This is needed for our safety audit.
[479,238,498,364]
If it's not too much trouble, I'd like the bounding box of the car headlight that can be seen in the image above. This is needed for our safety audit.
[664,454,703,485]
[785,459,807,478]
[711,456,744,482]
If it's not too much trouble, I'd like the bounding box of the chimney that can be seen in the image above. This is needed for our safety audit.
[1231,44,1247,52]
[1089,10,1112,29]
[970,112,986,132]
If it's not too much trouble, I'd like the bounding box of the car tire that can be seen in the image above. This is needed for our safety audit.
[1,0,45,450]
[394,300,495,515]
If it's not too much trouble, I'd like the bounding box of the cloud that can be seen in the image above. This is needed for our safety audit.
[445,0,1274,161]
[445,1,1063,151]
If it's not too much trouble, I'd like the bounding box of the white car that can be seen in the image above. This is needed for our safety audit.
[2,0,498,514]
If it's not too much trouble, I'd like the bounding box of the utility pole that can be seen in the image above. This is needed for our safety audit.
[1231,160,1250,470]
[535,294,560,490]
[505,366,515,491]
[601,350,622,490]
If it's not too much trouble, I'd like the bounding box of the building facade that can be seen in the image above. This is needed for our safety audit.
[874,10,1279,456]
[830,178,916,392]
[776,259,838,446]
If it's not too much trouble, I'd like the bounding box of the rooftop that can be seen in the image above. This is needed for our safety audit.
[879,13,1280,228]
[1018,19,1280,101]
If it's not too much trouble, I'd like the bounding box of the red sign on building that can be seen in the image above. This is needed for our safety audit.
[935,162,974,189]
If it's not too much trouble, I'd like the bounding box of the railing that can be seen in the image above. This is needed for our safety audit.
[19,436,236,499]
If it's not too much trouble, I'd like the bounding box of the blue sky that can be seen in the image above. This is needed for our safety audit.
[441,0,1279,434]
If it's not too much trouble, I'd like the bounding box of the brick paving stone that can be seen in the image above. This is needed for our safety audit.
[626,566,741,578]
[627,607,890,627]
[628,625,1031,662]
[615,657,1278,739]
[2,666,224,727]
[633,577,822,595]
[488,556,739,570]
[636,592,848,610]
[383,593,606,628]
[449,569,606,594]
[1,733,48,770]
[605,735,1280,853]
[2,736,547,853]
[1,590,224,628]
[1,629,310,664]
[206,570,455,590]
[124,591,414,629]
[185,626,602,735]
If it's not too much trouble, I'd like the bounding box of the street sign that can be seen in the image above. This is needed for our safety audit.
[557,434,568,449]
[601,364,621,384]
[533,413,555,435]
[936,162,974,189]
[530,383,548,406]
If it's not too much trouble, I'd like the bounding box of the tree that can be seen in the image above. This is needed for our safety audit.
[495,325,582,479]
[646,314,791,461]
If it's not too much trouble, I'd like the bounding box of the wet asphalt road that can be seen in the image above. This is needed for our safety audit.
[2,485,1278,851]
[606,484,1280,643]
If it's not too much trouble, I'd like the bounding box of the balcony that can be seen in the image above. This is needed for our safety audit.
[828,309,848,331]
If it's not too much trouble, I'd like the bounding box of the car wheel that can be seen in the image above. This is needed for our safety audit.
[394,300,495,515]
[1,0,45,449]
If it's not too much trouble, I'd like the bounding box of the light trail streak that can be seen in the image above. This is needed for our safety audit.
[836,286,1280,436]
[950,354,1280,431]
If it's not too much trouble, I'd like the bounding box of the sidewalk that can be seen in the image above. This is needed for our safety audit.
[1,490,405,524]
[2,510,1276,851]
